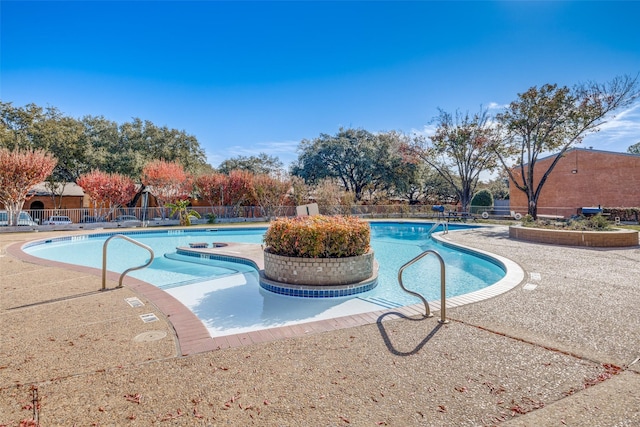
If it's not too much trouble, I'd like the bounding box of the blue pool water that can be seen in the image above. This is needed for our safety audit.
[24,222,505,336]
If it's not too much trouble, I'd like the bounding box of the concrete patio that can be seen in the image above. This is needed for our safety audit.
[1,224,638,426]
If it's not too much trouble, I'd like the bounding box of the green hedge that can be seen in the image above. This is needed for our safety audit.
[470,189,493,214]
[264,215,370,258]
[603,207,640,222]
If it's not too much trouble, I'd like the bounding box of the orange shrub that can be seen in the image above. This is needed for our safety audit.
[264,215,370,258]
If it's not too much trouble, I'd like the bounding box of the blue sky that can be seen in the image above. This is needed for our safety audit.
[2,1,639,170]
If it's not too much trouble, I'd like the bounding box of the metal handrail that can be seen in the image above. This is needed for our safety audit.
[397,249,449,324]
[101,234,154,290]
[427,221,448,236]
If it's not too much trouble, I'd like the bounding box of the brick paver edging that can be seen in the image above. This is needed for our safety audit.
[7,228,526,356]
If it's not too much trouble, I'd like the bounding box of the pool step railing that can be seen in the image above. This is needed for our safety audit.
[427,221,448,237]
[101,234,155,290]
[397,249,449,324]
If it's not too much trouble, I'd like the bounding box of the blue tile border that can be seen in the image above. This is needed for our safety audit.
[175,248,260,270]
[258,273,378,298]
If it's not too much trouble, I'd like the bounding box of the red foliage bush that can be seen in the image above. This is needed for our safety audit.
[264,215,370,258]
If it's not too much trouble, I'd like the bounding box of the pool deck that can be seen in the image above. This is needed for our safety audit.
[1,224,639,425]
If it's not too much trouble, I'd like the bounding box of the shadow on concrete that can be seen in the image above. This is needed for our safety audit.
[376,311,443,356]
[6,288,119,311]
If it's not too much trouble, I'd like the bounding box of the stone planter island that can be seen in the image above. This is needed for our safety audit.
[264,249,375,286]
[259,215,378,298]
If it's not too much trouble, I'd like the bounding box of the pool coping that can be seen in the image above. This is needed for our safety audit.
[7,226,526,356]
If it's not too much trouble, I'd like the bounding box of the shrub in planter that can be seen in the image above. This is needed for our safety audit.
[263,215,375,288]
[585,214,612,230]
[263,215,370,258]
[522,213,613,231]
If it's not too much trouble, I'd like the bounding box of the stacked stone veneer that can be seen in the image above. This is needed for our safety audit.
[510,225,639,247]
[264,250,374,285]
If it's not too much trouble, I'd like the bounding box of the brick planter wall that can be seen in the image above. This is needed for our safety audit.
[264,249,374,286]
[509,225,639,247]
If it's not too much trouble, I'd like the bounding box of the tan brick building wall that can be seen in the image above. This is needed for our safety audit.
[509,148,640,215]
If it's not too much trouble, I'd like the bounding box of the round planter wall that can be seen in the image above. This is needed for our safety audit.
[264,249,374,286]
[509,225,639,247]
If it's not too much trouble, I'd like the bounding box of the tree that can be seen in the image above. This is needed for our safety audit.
[224,169,255,209]
[411,108,499,212]
[288,176,311,207]
[470,189,494,214]
[194,173,228,208]
[251,173,291,219]
[77,170,137,220]
[422,168,457,205]
[0,102,85,181]
[44,176,67,211]
[31,109,86,182]
[483,170,510,201]
[312,178,355,215]
[292,128,400,201]
[141,160,192,217]
[495,75,640,219]
[367,130,426,203]
[218,153,283,175]
[0,102,43,150]
[628,141,640,154]
[384,157,427,204]
[0,148,57,225]
[117,118,208,175]
[384,134,456,205]
[194,169,255,217]
[1,102,211,180]
[79,115,119,175]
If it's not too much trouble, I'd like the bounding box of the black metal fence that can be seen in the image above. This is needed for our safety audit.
[6,203,632,227]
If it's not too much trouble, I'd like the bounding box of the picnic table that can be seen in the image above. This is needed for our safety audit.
[447,211,475,222]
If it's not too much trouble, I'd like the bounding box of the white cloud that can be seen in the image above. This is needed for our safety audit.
[409,124,437,139]
[583,102,640,151]
[486,102,508,110]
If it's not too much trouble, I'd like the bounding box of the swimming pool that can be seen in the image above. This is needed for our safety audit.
[23,222,506,337]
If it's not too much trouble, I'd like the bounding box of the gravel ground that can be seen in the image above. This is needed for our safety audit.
[1,225,639,426]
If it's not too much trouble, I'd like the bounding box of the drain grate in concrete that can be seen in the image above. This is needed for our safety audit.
[140,313,159,323]
[125,297,144,307]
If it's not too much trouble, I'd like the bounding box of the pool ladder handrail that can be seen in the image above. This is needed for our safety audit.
[397,249,449,324]
[427,221,448,237]
[101,234,155,290]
